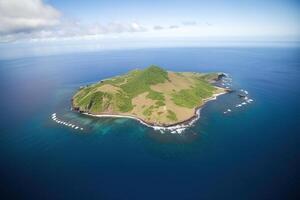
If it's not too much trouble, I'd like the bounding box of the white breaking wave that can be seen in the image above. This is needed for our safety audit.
[51,113,84,131]
[223,88,254,115]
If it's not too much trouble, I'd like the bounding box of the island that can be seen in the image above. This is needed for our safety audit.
[72,65,228,127]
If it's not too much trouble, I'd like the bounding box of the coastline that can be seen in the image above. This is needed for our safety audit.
[77,90,228,131]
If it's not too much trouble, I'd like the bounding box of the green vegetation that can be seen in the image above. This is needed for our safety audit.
[120,65,168,97]
[155,100,165,107]
[171,89,200,108]
[200,73,219,81]
[103,76,126,85]
[115,92,133,112]
[73,65,169,113]
[171,80,216,108]
[146,90,165,101]
[76,91,112,113]
[143,105,154,117]
[72,65,223,126]
[167,110,177,121]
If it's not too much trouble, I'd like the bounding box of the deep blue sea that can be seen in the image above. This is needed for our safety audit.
[0,47,299,200]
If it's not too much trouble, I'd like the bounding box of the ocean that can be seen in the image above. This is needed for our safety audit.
[0,47,299,199]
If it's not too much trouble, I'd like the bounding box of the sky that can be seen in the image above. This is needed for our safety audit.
[0,0,300,58]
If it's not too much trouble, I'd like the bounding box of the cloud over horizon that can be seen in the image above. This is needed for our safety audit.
[0,0,61,34]
[153,25,164,30]
[182,21,197,26]
[0,22,148,42]
[0,0,299,43]
[0,0,148,42]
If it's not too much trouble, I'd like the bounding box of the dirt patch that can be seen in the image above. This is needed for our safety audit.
[150,72,194,94]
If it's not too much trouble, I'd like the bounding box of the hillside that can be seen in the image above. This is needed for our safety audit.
[72,65,226,126]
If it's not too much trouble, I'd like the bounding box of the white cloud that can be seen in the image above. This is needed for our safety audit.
[182,21,197,26]
[169,25,179,29]
[28,21,147,41]
[0,0,148,42]
[153,25,164,30]
[0,0,61,34]
[0,0,209,43]
[100,22,147,33]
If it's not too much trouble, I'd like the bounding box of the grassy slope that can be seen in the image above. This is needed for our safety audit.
[171,79,216,108]
[72,65,220,125]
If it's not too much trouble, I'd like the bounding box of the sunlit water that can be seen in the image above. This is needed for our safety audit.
[0,47,299,199]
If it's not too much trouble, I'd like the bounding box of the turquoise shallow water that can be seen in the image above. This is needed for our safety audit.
[0,47,299,199]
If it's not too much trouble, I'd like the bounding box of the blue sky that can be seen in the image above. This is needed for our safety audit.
[49,0,300,25]
[49,0,300,35]
[0,0,299,58]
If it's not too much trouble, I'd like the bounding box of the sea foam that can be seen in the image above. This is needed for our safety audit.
[51,113,84,131]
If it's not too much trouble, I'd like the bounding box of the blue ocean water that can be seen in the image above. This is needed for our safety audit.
[0,47,299,200]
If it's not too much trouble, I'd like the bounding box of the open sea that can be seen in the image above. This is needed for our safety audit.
[0,47,299,200]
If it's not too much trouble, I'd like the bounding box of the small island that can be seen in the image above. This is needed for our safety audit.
[72,66,228,127]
